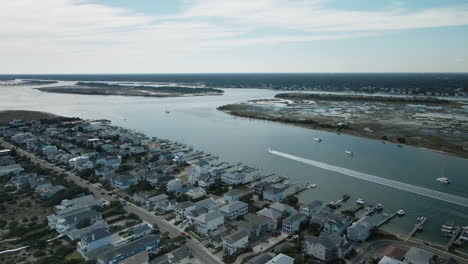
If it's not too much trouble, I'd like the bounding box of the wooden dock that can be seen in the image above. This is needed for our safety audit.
[446,226,462,250]
[377,212,398,227]
[406,217,427,241]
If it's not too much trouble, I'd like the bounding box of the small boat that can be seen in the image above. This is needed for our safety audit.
[436,177,450,184]
[283,181,289,185]
[375,203,383,211]
[165,109,170,114]
[345,150,353,155]
[314,138,322,142]
[441,228,454,233]
[417,216,425,222]
[342,194,350,201]
[441,225,453,230]
[397,209,405,216]
[308,184,317,188]
[267,148,273,153]
[356,198,365,205]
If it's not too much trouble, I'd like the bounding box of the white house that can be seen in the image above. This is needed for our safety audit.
[218,201,248,221]
[221,173,246,186]
[282,213,306,233]
[69,156,94,171]
[304,234,338,262]
[223,230,249,255]
[77,228,113,256]
[263,187,285,203]
[188,162,210,184]
[266,254,295,264]
[195,211,224,235]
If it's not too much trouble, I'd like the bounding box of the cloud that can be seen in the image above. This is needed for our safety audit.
[1,0,468,72]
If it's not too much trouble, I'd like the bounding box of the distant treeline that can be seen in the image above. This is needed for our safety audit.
[275,93,451,104]
[75,82,223,94]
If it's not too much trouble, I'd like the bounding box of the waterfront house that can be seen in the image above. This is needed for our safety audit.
[195,211,224,235]
[218,201,248,221]
[77,228,113,257]
[310,205,335,226]
[188,162,210,184]
[245,213,272,233]
[323,214,353,236]
[256,208,282,229]
[282,213,307,233]
[223,230,249,255]
[96,234,160,264]
[347,216,375,242]
[197,172,215,188]
[263,187,285,203]
[270,202,295,215]
[221,172,246,186]
[300,200,324,216]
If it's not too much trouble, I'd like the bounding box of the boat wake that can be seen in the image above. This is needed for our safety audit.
[267,148,468,208]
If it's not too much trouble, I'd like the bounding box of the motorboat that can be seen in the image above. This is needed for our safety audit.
[308,184,317,188]
[314,138,322,142]
[436,177,450,184]
[345,150,353,155]
[375,203,383,211]
[397,209,405,216]
[356,198,365,205]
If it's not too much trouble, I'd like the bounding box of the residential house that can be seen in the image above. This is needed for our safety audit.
[67,220,109,240]
[218,201,248,221]
[256,208,282,229]
[197,173,215,188]
[113,174,138,189]
[221,172,246,186]
[305,234,338,263]
[42,145,58,156]
[78,228,113,256]
[145,194,169,210]
[166,179,183,193]
[35,183,66,199]
[133,192,152,204]
[210,226,231,249]
[270,203,295,215]
[265,254,295,264]
[131,224,153,239]
[188,162,210,184]
[245,213,272,233]
[174,201,195,218]
[185,207,208,222]
[195,211,224,235]
[347,216,375,242]
[151,246,191,264]
[96,156,121,168]
[378,256,405,264]
[185,187,206,199]
[69,156,94,171]
[323,214,353,236]
[96,234,160,264]
[310,205,335,227]
[48,208,102,234]
[300,200,324,216]
[234,220,262,239]
[224,189,245,203]
[246,253,275,264]
[55,194,103,211]
[223,230,249,255]
[263,187,285,203]
[282,213,306,233]
[403,247,433,264]
[194,198,218,210]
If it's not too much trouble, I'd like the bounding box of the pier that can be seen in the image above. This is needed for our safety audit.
[242,173,275,186]
[286,183,309,196]
[446,226,463,250]
[377,212,398,227]
[406,217,427,241]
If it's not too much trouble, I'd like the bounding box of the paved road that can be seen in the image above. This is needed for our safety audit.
[1,139,223,264]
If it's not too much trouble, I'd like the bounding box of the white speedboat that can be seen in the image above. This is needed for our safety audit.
[345,150,353,155]
[436,177,450,184]
[375,203,383,211]
[314,138,322,142]
[267,148,273,153]
[397,209,405,216]
[308,184,317,188]
[356,198,365,205]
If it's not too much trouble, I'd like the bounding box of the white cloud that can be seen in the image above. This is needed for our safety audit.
[1,0,468,73]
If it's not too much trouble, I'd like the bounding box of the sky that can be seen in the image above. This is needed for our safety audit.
[1,0,468,73]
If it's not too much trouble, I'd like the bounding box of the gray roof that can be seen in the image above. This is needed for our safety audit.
[175,201,194,210]
[168,246,190,262]
[132,223,152,235]
[223,230,249,244]
[225,189,245,197]
[195,211,224,224]
[81,228,111,243]
[246,213,269,226]
[404,247,434,264]
[99,234,160,262]
[270,203,294,213]
[219,201,248,213]
[264,187,284,195]
[247,253,275,264]
[305,234,338,250]
[283,213,306,224]
[194,198,217,209]
[257,208,282,219]
[68,220,109,240]
[63,208,100,225]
